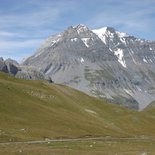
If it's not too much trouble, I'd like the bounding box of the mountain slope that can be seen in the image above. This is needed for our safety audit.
[0,72,155,142]
[23,24,155,110]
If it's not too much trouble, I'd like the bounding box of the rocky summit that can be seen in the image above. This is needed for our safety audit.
[23,24,155,110]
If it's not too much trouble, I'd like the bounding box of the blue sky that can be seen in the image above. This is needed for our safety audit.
[0,0,155,62]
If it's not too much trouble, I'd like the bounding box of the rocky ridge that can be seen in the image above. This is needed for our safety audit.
[0,57,51,81]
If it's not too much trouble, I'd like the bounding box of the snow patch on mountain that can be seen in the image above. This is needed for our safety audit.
[57,34,62,37]
[114,48,126,68]
[71,38,78,42]
[116,31,128,38]
[124,89,132,95]
[92,27,107,44]
[81,57,84,63]
[129,51,137,64]
[143,58,148,63]
[81,38,90,47]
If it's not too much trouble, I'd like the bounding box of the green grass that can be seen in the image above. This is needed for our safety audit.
[0,72,155,143]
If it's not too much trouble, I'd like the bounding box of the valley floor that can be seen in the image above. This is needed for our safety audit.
[0,138,155,155]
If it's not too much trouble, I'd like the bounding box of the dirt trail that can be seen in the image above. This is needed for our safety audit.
[0,136,154,145]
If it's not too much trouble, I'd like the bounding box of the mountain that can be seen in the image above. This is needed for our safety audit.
[0,57,19,75]
[0,57,52,81]
[23,24,155,110]
[0,72,155,142]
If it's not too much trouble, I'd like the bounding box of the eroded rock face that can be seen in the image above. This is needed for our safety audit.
[0,57,8,73]
[21,24,155,109]
[0,58,20,76]
[0,58,52,82]
[0,58,19,75]
[5,58,19,75]
[15,66,46,80]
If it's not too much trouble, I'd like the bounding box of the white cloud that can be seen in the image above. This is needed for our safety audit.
[0,0,76,28]
[89,0,155,39]
[0,39,44,62]
[0,39,43,50]
[0,31,17,37]
[0,0,77,61]
[0,8,59,28]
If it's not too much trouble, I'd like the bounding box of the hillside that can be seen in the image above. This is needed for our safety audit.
[0,72,155,143]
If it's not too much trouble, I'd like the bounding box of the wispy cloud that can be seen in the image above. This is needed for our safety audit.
[0,0,155,62]
[89,0,155,39]
[0,0,76,61]
[0,38,43,62]
[0,31,17,37]
[0,39,43,50]
[0,0,76,29]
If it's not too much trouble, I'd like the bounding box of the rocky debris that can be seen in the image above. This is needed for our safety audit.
[15,66,45,80]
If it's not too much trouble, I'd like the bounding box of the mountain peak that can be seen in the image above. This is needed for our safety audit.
[74,24,87,28]
[93,27,107,35]
[116,30,129,38]
[92,26,128,37]
[74,24,89,34]
[64,26,76,34]
[92,27,108,44]
[92,26,115,34]
[106,27,116,32]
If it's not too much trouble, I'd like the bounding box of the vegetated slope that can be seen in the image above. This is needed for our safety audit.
[0,72,155,143]
[142,101,155,117]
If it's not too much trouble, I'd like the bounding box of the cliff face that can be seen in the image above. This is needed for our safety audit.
[23,24,155,110]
